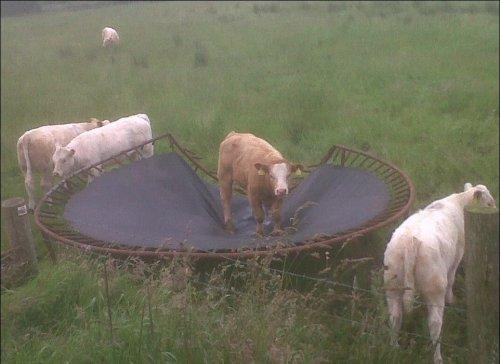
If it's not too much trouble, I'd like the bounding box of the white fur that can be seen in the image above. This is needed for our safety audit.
[383,183,495,364]
[16,119,107,210]
[270,162,290,196]
[52,114,153,179]
[102,27,119,47]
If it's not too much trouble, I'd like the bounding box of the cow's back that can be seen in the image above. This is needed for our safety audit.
[17,124,87,173]
[219,132,283,186]
[220,132,282,163]
[69,115,152,165]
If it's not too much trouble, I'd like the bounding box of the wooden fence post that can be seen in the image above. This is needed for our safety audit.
[465,206,499,363]
[1,197,39,276]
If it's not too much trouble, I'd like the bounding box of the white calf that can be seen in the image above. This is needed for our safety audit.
[102,27,119,47]
[383,183,495,364]
[52,114,154,179]
[17,118,108,210]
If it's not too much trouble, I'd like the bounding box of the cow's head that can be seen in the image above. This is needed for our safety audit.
[87,118,110,128]
[464,182,496,208]
[254,162,304,198]
[52,145,76,178]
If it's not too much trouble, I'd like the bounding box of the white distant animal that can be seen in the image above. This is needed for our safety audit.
[17,118,108,211]
[102,27,119,47]
[52,114,154,180]
[383,183,496,364]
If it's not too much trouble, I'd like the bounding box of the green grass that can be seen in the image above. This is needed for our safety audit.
[1,1,498,363]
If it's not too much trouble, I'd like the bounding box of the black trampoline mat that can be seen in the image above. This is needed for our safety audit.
[63,153,390,251]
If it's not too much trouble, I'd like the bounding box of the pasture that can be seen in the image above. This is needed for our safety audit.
[1,1,498,363]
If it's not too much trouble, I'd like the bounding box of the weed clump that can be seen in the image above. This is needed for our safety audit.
[193,42,208,67]
[253,2,280,15]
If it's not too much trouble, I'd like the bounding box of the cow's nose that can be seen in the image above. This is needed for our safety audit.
[276,188,287,197]
[53,172,60,177]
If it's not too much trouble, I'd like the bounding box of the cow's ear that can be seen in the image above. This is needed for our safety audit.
[473,189,483,200]
[291,164,304,174]
[255,163,269,175]
[69,149,76,156]
[464,182,473,191]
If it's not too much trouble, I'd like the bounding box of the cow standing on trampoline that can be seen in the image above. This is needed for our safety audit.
[217,131,303,236]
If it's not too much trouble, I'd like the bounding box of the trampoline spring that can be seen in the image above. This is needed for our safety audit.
[373,164,391,175]
[385,173,404,184]
[345,151,361,166]
[124,153,136,162]
[38,212,59,219]
[379,168,399,179]
[386,206,408,215]
[347,153,363,167]
[47,196,67,205]
[328,148,341,165]
[111,157,125,166]
[40,199,61,207]
[392,185,410,195]
[392,193,411,203]
[317,146,337,166]
[52,190,71,201]
[355,156,370,168]
[390,179,408,189]
[74,174,89,184]
[340,150,349,166]
[91,165,104,173]
[64,179,82,193]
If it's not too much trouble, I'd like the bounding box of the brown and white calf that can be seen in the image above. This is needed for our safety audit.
[383,183,495,364]
[17,118,109,210]
[217,132,303,235]
[102,27,119,47]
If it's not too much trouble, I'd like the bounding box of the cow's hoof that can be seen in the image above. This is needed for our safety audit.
[253,227,264,237]
[445,292,454,305]
[224,221,235,234]
[271,229,285,236]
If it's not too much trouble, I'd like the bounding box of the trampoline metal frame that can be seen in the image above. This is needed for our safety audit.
[34,133,415,260]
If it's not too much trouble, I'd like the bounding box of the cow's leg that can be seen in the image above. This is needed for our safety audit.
[424,289,446,364]
[87,168,101,184]
[445,246,463,305]
[270,198,284,235]
[386,290,403,346]
[219,177,234,232]
[41,171,53,194]
[141,143,154,159]
[24,173,37,211]
[250,194,265,235]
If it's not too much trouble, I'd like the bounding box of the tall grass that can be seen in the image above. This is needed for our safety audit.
[1,1,498,363]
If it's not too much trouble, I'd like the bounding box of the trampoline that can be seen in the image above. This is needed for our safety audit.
[35,133,415,260]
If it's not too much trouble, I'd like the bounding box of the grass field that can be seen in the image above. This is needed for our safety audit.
[1,1,499,363]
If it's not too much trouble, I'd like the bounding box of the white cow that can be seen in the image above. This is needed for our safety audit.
[17,118,108,211]
[383,183,495,364]
[52,114,154,180]
[102,27,119,47]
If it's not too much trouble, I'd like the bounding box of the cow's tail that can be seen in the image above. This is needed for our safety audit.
[402,234,421,313]
[17,134,32,178]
